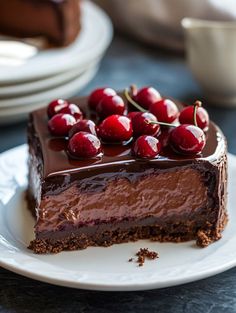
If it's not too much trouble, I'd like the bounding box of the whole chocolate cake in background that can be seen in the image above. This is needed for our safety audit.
[0,0,81,46]
[27,86,228,254]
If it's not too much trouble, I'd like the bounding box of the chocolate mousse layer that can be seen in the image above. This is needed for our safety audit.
[0,0,81,46]
[27,95,228,253]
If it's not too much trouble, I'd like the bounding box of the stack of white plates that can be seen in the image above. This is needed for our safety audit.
[0,1,113,124]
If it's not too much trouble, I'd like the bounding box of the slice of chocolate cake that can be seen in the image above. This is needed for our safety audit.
[27,88,228,254]
[0,0,81,46]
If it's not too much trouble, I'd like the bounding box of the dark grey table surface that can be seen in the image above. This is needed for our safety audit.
[1,36,236,313]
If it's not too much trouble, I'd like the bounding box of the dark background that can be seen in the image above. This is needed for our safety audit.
[1,36,236,313]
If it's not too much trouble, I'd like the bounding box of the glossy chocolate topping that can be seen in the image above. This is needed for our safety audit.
[31,95,226,179]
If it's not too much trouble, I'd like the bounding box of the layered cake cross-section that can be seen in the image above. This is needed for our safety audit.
[0,0,81,46]
[27,87,228,253]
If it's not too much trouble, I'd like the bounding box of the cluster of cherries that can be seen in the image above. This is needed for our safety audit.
[47,85,209,159]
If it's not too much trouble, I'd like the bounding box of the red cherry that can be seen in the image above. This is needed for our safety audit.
[170,124,206,155]
[132,135,161,158]
[149,99,179,123]
[133,86,161,110]
[57,103,83,121]
[68,132,101,158]
[96,95,126,119]
[48,113,76,136]
[127,111,139,120]
[47,99,69,118]
[179,105,209,131]
[132,112,160,137]
[98,115,133,143]
[69,119,97,138]
[88,87,116,110]
[157,129,171,148]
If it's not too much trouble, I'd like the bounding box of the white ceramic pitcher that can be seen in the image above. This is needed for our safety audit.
[182,18,236,107]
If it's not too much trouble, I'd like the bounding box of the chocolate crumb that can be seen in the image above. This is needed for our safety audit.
[137,255,145,266]
[129,248,159,267]
[136,248,159,259]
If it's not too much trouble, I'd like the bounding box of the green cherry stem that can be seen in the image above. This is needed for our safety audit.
[124,88,146,113]
[125,86,178,127]
[193,100,202,127]
[146,120,178,127]
[130,84,138,96]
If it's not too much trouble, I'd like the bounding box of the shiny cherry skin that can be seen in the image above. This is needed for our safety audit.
[133,86,161,110]
[68,131,101,158]
[170,124,206,155]
[149,98,179,123]
[96,94,126,119]
[68,119,97,138]
[47,99,69,118]
[48,113,76,136]
[132,112,160,137]
[57,103,83,121]
[88,87,117,110]
[132,135,161,158]
[157,129,171,148]
[98,114,133,143]
[127,111,139,120]
[179,106,209,131]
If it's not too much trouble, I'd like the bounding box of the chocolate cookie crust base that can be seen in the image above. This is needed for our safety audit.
[28,215,228,254]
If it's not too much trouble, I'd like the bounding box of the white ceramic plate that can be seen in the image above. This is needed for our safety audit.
[0,58,100,107]
[0,145,235,291]
[0,65,99,125]
[0,58,100,98]
[0,65,98,113]
[0,1,113,84]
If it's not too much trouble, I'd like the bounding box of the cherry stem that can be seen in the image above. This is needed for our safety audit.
[193,100,202,127]
[124,88,146,113]
[130,84,138,97]
[146,120,178,127]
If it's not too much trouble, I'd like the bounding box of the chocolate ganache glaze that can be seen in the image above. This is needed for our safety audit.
[32,96,224,177]
[27,94,228,253]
